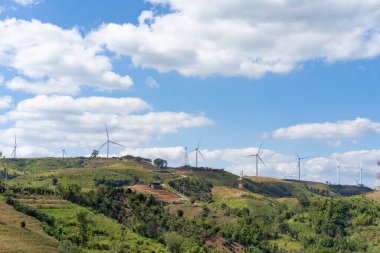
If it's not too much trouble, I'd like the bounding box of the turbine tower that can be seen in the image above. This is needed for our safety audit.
[10,135,17,159]
[192,139,205,168]
[295,152,312,181]
[246,143,266,177]
[359,159,363,186]
[98,123,126,158]
[62,148,66,158]
[238,170,244,189]
[183,146,189,166]
[333,157,342,185]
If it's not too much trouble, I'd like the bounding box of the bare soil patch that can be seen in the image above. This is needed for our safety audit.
[366,191,380,203]
[206,236,245,253]
[130,185,184,203]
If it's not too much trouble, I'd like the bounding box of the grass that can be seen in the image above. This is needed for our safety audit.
[211,186,279,221]
[168,203,203,219]
[269,235,304,253]
[16,194,169,253]
[0,199,58,253]
[6,158,161,190]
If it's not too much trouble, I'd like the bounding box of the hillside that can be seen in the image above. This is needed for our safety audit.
[0,199,58,252]
[366,190,380,203]
[0,157,379,253]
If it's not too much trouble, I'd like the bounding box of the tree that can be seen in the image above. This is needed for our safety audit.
[153,158,168,168]
[177,209,184,217]
[91,150,99,158]
[297,193,310,208]
[76,210,92,245]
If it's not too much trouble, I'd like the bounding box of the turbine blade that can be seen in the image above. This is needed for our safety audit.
[105,122,110,140]
[245,154,256,157]
[198,150,205,160]
[333,156,339,166]
[294,150,299,159]
[197,137,202,149]
[98,141,108,150]
[258,155,267,167]
[257,142,263,155]
[109,141,126,148]
[10,149,15,158]
[301,156,312,160]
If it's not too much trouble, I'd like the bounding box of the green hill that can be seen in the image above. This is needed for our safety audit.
[0,157,379,253]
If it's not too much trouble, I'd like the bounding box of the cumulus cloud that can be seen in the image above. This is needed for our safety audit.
[118,146,297,177]
[117,145,380,186]
[0,19,133,95]
[0,95,212,151]
[89,0,380,78]
[272,118,380,139]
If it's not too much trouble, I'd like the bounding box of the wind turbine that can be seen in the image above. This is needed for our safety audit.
[333,157,350,185]
[333,157,342,185]
[10,135,17,159]
[62,148,66,158]
[192,138,205,168]
[246,143,266,177]
[97,123,126,158]
[295,152,312,181]
[359,159,363,186]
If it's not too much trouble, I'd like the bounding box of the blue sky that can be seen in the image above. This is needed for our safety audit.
[1,0,380,187]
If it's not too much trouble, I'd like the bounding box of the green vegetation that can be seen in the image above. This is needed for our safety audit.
[3,158,159,190]
[168,177,213,202]
[0,157,379,252]
[5,191,168,252]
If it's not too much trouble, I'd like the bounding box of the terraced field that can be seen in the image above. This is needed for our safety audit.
[130,185,184,203]
[0,199,58,253]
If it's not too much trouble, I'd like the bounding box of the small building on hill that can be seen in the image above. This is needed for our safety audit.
[150,182,162,190]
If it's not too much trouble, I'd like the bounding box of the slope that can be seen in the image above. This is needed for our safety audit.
[0,199,58,253]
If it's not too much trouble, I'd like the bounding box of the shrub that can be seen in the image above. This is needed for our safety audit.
[58,240,82,253]
[177,209,184,217]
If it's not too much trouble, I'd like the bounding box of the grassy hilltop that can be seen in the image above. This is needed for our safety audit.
[0,157,379,253]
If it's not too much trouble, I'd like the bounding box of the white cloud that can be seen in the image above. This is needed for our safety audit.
[0,96,12,109]
[121,147,185,161]
[272,118,380,139]
[89,0,380,78]
[145,76,160,88]
[0,19,133,95]
[0,95,212,151]
[12,0,39,6]
[117,146,380,187]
